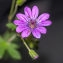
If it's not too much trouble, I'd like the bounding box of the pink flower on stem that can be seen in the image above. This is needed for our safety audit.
[14,6,52,38]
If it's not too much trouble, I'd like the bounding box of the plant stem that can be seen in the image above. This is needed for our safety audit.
[8,34,16,43]
[10,0,16,15]
[8,0,26,22]
[9,4,18,22]
[8,0,16,21]
[7,33,30,51]
[21,37,30,51]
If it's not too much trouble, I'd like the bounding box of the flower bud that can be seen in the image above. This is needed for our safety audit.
[29,50,39,59]
[16,0,26,6]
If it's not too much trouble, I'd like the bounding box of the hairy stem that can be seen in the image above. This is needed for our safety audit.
[21,37,30,51]
[7,33,31,51]
[8,0,16,21]
[9,4,18,22]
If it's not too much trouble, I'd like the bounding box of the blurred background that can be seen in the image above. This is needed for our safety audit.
[0,0,63,63]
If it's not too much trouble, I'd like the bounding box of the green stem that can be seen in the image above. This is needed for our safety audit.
[8,0,26,22]
[8,34,16,43]
[9,34,31,51]
[21,37,30,51]
[8,0,16,20]
[8,4,18,22]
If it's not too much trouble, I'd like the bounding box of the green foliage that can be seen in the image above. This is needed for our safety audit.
[16,0,26,6]
[7,43,21,60]
[25,35,39,49]
[0,47,5,59]
[3,31,15,41]
[0,36,21,60]
[6,23,16,31]
[9,43,19,49]
[0,37,7,59]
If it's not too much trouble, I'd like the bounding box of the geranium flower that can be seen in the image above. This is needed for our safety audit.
[14,6,52,38]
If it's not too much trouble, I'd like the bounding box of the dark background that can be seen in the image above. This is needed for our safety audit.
[0,0,63,63]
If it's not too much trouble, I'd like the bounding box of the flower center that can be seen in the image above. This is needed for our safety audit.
[29,21,36,29]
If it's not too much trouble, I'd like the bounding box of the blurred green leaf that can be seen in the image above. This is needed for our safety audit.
[0,36,5,43]
[0,48,5,59]
[0,37,7,59]
[7,44,21,60]
[29,42,34,49]
[0,36,21,60]
[16,0,26,6]
[6,23,16,30]
[3,32,10,41]
[8,43,19,49]
[3,31,16,41]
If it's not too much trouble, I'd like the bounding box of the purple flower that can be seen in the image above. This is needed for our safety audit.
[14,6,52,38]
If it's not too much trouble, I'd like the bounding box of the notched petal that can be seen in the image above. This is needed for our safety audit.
[32,6,39,19]
[21,29,31,38]
[36,27,47,34]
[16,13,28,22]
[38,20,52,26]
[24,6,31,18]
[37,13,50,23]
[13,20,22,25]
[16,26,28,33]
[32,29,41,38]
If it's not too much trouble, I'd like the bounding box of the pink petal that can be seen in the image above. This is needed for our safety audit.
[37,13,50,23]
[13,20,26,26]
[24,6,31,18]
[21,29,31,38]
[16,13,28,22]
[38,20,52,26]
[16,26,28,33]
[36,27,47,34]
[32,29,41,38]
[32,6,39,19]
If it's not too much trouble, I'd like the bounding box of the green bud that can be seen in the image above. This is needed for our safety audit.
[29,42,34,48]
[16,0,26,6]
[29,50,39,59]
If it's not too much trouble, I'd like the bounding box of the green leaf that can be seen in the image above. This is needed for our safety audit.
[0,36,5,43]
[0,36,20,59]
[16,0,26,6]
[7,46,21,60]
[0,37,7,59]
[0,42,6,59]
[0,37,7,48]
[3,31,16,41]
[6,23,16,30]
[3,32,10,41]
[0,47,6,59]
[7,42,21,60]
[0,36,20,60]
[8,43,19,49]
